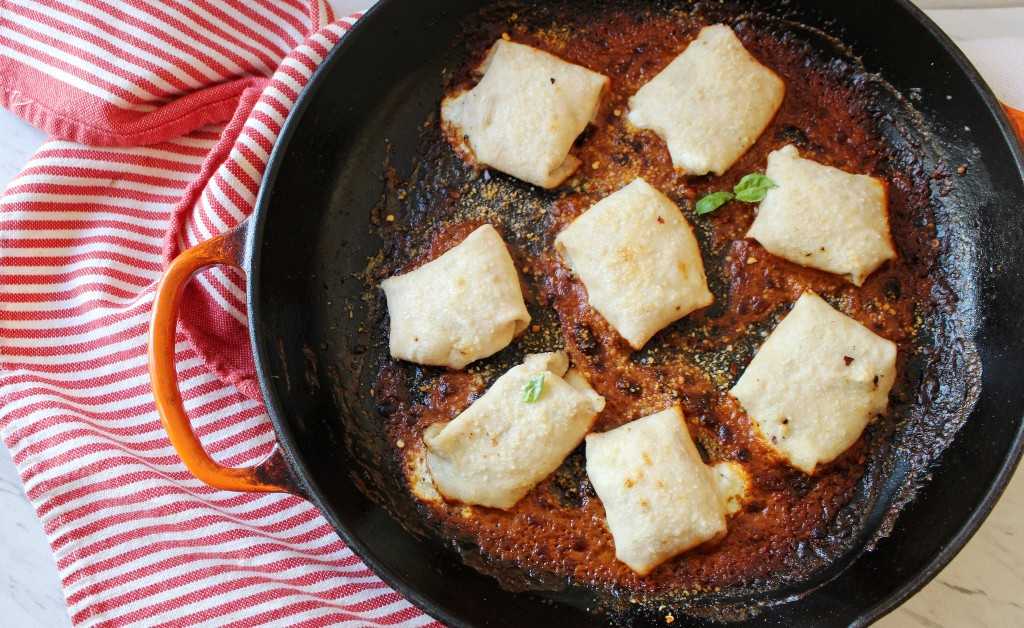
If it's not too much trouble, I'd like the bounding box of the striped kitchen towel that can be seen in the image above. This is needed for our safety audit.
[0,1,434,625]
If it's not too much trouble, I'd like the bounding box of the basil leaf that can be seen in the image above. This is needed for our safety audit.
[732,173,778,203]
[696,191,735,215]
[522,374,545,403]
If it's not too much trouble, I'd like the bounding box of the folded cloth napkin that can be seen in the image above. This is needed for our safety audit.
[958,37,1024,111]
[958,36,1024,137]
[0,1,434,625]
[925,8,1024,136]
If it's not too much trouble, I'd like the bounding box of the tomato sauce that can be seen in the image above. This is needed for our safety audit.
[367,1,949,615]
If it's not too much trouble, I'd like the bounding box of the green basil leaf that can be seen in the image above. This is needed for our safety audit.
[522,374,545,403]
[732,173,778,203]
[696,191,735,215]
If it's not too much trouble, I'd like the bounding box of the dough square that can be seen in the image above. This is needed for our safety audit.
[628,24,785,176]
[424,352,604,509]
[585,406,727,575]
[555,178,713,349]
[746,144,897,286]
[381,224,530,369]
[441,39,609,188]
[730,292,897,474]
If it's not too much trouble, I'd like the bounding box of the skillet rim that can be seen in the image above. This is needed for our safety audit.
[845,4,1024,624]
[246,2,465,624]
[246,0,1024,624]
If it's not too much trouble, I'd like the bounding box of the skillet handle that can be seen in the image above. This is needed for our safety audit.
[148,221,302,496]
[1004,104,1024,145]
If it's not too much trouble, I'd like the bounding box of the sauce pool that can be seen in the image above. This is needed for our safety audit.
[367,1,948,614]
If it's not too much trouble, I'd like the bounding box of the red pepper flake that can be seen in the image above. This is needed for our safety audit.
[657,216,665,224]
[844,356,854,366]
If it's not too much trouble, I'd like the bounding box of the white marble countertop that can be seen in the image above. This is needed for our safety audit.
[2,1,1023,626]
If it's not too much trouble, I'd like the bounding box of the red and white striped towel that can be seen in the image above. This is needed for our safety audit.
[0,1,435,625]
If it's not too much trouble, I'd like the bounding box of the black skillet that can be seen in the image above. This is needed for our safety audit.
[149,0,1024,624]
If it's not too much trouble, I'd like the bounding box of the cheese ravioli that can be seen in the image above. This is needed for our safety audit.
[555,178,713,349]
[381,224,530,369]
[628,24,785,176]
[730,292,897,475]
[441,39,609,188]
[747,144,896,286]
[424,352,605,509]
[586,406,728,576]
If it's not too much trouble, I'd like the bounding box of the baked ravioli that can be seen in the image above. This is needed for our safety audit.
[381,224,530,369]
[730,292,897,475]
[747,144,896,285]
[555,178,713,349]
[441,39,609,188]
[586,406,728,576]
[628,24,785,176]
[424,352,605,509]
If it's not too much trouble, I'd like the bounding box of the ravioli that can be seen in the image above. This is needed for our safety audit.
[555,178,713,349]
[424,352,605,509]
[628,24,785,176]
[381,224,530,369]
[730,292,898,475]
[441,39,609,188]
[374,3,946,602]
[585,406,728,576]
[746,144,896,286]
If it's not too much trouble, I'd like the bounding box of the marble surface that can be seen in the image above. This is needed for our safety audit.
[0,445,72,628]
[2,2,1023,626]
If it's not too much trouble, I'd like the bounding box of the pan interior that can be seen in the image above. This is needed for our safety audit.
[249,0,1024,625]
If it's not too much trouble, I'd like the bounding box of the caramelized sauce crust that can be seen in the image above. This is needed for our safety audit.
[368,2,946,609]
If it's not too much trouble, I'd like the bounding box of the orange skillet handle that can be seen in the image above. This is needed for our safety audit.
[148,221,303,496]
[1004,104,1024,146]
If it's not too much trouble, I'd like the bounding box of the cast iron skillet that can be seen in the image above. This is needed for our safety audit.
[149,0,1024,625]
